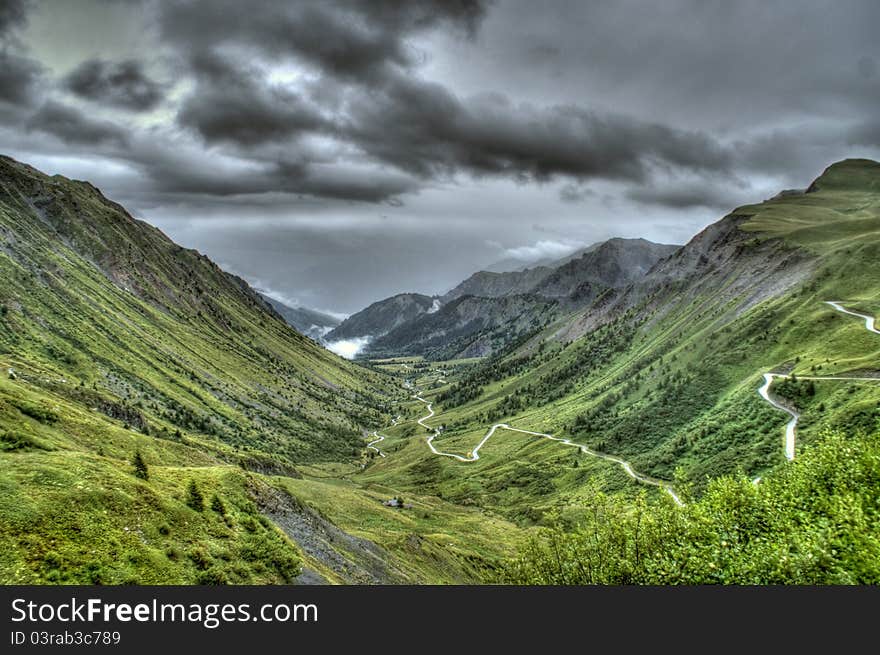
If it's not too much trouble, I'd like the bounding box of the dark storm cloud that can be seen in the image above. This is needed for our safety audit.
[626,185,743,211]
[63,59,165,111]
[0,50,43,109]
[159,0,489,81]
[155,0,862,205]
[343,75,733,184]
[49,131,419,206]
[160,0,494,153]
[0,0,29,37]
[26,101,128,146]
[177,51,328,146]
[155,0,741,193]
[6,0,880,314]
[133,155,417,204]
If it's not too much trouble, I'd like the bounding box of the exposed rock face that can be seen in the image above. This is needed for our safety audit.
[368,293,559,359]
[326,292,436,340]
[557,213,817,343]
[443,238,676,305]
[441,266,555,303]
[338,237,678,358]
[530,238,679,303]
[254,483,408,585]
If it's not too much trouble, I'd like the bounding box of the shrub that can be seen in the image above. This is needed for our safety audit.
[501,430,880,585]
[210,494,227,516]
[131,450,149,480]
[185,480,204,512]
[0,430,51,451]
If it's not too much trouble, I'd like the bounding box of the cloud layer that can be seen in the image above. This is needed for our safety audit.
[1,0,878,312]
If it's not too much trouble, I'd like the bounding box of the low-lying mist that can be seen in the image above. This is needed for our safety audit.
[324,336,372,360]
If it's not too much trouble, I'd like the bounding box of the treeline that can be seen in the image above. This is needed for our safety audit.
[500,429,880,584]
[437,353,538,408]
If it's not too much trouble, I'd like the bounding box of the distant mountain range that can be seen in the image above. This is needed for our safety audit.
[2,153,879,586]
[481,244,597,274]
[258,293,341,340]
[326,237,678,358]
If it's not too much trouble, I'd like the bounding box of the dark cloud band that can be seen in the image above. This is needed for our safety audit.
[63,59,165,111]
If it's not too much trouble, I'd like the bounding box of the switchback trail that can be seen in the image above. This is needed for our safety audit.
[373,301,876,506]
[413,394,684,506]
[757,301,880,460]
[365,415,400,458]
[825,300,880,334]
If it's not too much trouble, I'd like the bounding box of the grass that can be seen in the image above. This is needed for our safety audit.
[2,155,879,585]
[502,428,880,584]
[0,156,421,584]
[352,160,880,528]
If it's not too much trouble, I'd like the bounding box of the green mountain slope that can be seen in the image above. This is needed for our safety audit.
[355,159,880,528]
[0,156,528,585]
[0,155,394,465]
[0,156,389,583]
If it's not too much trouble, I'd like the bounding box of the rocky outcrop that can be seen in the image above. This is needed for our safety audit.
[326,292,436,340]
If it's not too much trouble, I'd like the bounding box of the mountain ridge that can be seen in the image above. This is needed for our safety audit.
[335,236,679,358]
[258,293,341,340]
[2,155,879,586]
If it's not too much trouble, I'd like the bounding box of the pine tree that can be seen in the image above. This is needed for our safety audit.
[186,479,204,511]
[132,450,149,480]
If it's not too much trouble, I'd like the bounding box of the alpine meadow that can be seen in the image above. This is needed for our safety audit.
[0,1,879,588]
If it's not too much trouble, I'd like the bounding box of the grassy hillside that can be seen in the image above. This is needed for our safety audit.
[353,160,880,531]
[502,428,880,584]
[3,155,878,585]
[0,156,527,584]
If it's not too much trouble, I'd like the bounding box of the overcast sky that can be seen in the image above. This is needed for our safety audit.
[2,0,878,314]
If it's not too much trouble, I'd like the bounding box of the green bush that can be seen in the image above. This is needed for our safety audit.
[0,430,51,451]
[131,451,149,480]
[501,430,880,584]
[185,480,204,512]
[13,401,59,424]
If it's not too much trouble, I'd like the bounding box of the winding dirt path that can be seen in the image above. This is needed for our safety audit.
[413,394,683,506]
[825,300,880,334]
[757,300,880,461]
[758,373,798,461]
[365,432,386,457]
[371,301,876,505]
[364,415,400,458]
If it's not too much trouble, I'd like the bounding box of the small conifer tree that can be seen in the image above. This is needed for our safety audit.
[186,479,204,511]
[132,450,149,480]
